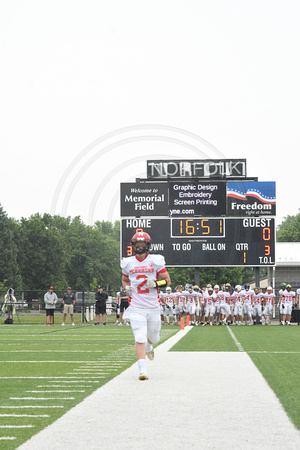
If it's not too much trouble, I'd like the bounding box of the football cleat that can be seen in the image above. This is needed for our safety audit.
[146,350,155,360]
[139,373,149,381]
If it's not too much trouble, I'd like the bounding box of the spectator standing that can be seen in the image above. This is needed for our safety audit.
[2,288,16,323]
[94,285,108,325]
[115,290,120,325]
[44,286,58,326]
[62,287,75,326]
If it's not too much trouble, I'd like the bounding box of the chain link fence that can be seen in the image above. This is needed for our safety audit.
[0,289,117,325]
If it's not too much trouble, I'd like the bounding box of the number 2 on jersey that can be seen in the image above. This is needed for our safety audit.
[136,275,150,294]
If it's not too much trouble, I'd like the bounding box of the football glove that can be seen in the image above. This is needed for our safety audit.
[146,279,167,289]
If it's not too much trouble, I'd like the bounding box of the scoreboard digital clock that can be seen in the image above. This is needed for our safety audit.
[121,217,275,267]
[171,218,225,238]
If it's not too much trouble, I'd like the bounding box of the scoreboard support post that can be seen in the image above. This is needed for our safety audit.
[255,268,260,288]
[195,267,200,287]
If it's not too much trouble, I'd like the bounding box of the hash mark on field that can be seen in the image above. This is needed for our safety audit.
[46,380,99,383]
[226,326,244,352]
[26,390,85,393]
[37,385,89,388]
[248,351,300,354]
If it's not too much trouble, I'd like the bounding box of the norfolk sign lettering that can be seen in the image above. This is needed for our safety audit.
[147,159,247,179]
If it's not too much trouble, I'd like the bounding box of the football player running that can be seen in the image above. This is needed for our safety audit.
[121,232,171,381]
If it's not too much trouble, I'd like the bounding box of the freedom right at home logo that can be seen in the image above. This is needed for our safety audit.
[227,181,276,216]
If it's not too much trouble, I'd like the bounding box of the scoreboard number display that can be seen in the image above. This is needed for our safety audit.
[121,217,275,267]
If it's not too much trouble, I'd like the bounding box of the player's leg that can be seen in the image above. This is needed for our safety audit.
[146,307,161,360]
[129,309,149,380]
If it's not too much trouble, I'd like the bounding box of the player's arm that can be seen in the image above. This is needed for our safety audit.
[122,274,133,297]
[158,269,171,287]
[122,274,130,289]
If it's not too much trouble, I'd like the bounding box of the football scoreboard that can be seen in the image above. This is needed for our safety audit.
[121,217,275,267]
[120,159,276,267]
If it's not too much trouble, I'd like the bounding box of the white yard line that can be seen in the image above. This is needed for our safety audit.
[226,324,245,351]
[0,425,34,428]
[10,397,74,401]
[17,326,300,450]
[0,350,103,353]
[0,414,49,417]
[1,376,104,379]
[0,406,64,409]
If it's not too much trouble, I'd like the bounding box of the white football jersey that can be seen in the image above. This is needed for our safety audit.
[234,291,243,304]
[121,254,166,308]
[282,290,295,305]
[163,292,175,307]
[204,292,216,306]
[253,293,262,304]
[186,291,197,304]
[264,292,276,304]
[216,291,229,304]
[241,289,254,304]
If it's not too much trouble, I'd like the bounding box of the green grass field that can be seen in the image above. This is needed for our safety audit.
[0,323,299,449]
[0,323,177,449]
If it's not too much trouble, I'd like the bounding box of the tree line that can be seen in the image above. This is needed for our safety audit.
[1,203,298,297]
[0,205,121,295]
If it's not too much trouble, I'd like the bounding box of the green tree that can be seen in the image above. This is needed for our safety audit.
[277,211,300,242]
[17,213,68,290]
[0,205,21,288]
[64,218,121,293]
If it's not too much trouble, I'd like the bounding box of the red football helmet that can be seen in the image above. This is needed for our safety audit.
[131,232,151,254]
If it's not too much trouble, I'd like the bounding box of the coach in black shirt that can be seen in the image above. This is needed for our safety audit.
[95,285,108,326]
